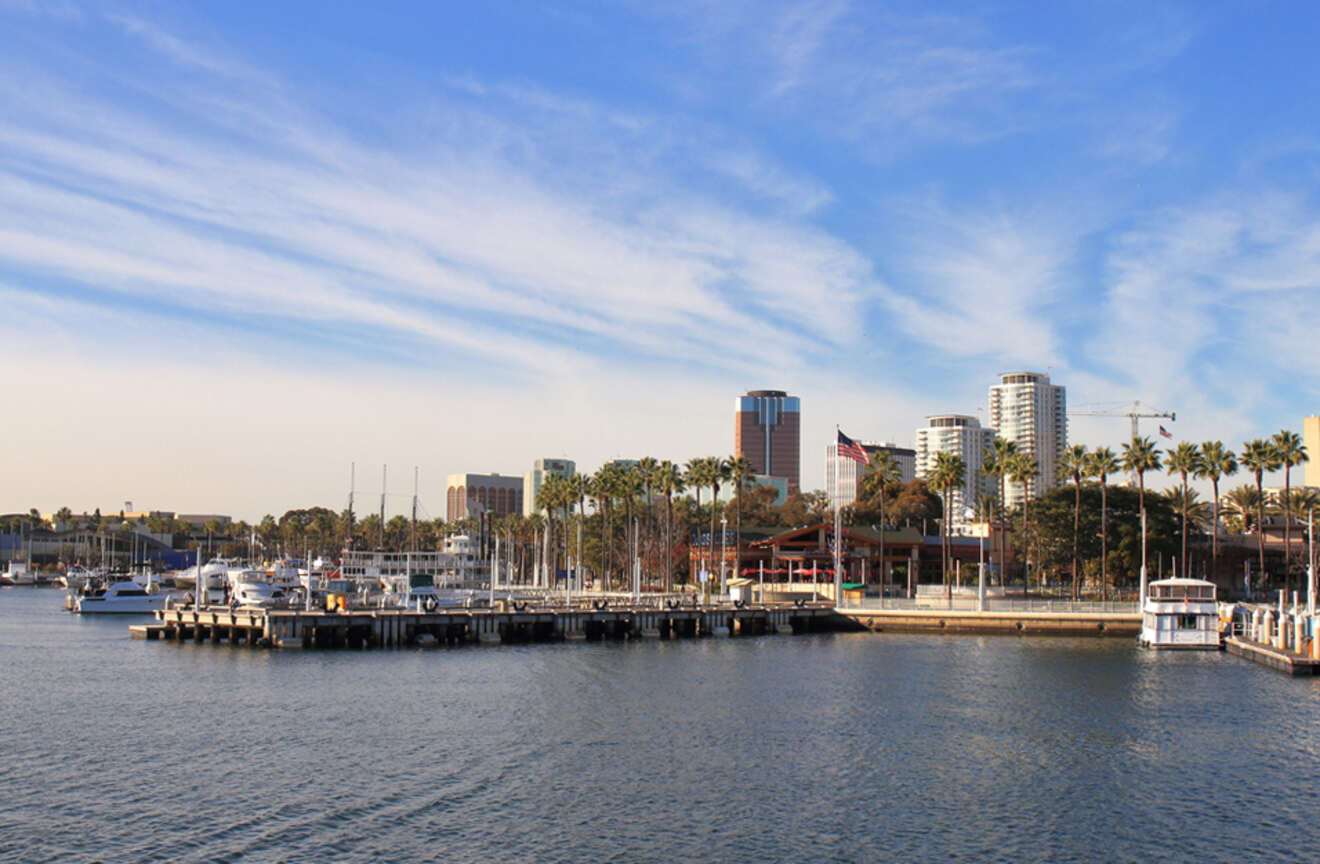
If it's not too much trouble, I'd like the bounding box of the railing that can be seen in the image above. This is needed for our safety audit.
[840,596,1139,614]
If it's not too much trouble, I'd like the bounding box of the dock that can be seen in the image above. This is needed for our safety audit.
[838,606,1140,636]
[133,601,839,649]
[1224,636,1320,676]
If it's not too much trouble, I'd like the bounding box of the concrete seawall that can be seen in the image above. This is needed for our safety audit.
[840,608,1140,636]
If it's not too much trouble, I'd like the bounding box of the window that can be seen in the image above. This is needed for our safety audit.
[1176,615,1198,630]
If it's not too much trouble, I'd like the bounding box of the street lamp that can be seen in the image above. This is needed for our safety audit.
[720,512,728,598]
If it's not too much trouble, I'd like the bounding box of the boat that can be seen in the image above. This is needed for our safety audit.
[1,561,36,586]
[72,578,170,614]
[228,569,289,607]
[382,572,481,611]
[1140,577,1220,650]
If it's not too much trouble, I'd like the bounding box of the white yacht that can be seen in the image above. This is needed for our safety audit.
[228,569,288,607]
[72,579,170,614]
[1,561,35,586]
[382,573,479,611]
[1140,577,1221,650]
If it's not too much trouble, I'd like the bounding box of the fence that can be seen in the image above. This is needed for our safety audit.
[841,596,1139,614]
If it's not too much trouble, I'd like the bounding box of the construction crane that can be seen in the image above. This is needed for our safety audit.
[1069,401,1176,441]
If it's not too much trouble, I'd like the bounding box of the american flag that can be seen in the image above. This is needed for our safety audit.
[837,430,869,464]
[1159,425,1173,439]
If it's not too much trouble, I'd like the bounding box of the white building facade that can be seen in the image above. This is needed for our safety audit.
[988,371,1067,508]
[522,458,576,517]
[826,441,917,513]
[914,416,995,532]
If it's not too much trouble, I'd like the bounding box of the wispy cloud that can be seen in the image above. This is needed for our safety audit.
[0,18,871,389]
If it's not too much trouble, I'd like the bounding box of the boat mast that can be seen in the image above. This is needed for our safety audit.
[380,465,387,550]
[346,462,356,552]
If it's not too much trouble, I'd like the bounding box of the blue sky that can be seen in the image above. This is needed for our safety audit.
[2,0,1318,519]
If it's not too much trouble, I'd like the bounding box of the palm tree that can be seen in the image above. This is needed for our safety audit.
[863,449,900,591]
[1272,429,1308,589]
[1122,436,1162,516]
[705,457,730,588]
[636,456,659,588]
[983,438,1019,587]
[1085,447,1120,600]
[654,460,685,590]
[1197,441,1237,582]
[1224,484,1263,534]
[727,455,754,583]
[1165,441,1202,580]
[1057,443,1089,600]
[931,451,965,595]
[685,458,713,582]
[1241,438,1279,587]
[1008,451,1038,589]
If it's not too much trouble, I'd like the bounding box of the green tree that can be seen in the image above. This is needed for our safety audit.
[1085,447,1120,599]
[1008,451,1038,588]
[1164,442,1202,579]
[930,450,966,594]
[1197,441,1237,581]
[983,438,1019,587]
[727,455,754,582]
[654,460,685,589]
[1272,429,1308,588]
[1241,438,1280,586]
[1057,443,1089,600]
[859,449,900,590]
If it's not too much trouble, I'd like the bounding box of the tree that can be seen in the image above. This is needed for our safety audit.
[930,450,966,595]
[1197,441,1237,582]
[860,449,900,590]
[983,438,1019,587]
[1008,452,1038,587]
[1272,429,1308,589]
[1241,438,1279,587]
[1224,484,1263,533]
[1085,447,1120,600]
[684,458,714,581]
[1057,443,1089,600]
[1164,441,1202,580]
[654,460,685,589]
[727,455,754,583]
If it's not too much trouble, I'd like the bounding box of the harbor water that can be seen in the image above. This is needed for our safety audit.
[2,587,1319,863]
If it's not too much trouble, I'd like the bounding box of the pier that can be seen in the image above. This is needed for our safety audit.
[134,600,839,649]
[1222,600,1320,676]
[836,598,1141,637]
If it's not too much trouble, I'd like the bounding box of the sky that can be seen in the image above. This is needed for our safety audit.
[2,0,1319,521]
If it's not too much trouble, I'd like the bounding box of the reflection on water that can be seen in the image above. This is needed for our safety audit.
[1,588,1317,863]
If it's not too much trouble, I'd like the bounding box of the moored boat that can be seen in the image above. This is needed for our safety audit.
[72,578,171,614]
[1140,577,1220,650]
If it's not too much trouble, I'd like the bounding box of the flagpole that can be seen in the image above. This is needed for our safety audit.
[834,425,842,606]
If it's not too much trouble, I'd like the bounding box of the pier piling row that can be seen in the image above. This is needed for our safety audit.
[135,603,838,649]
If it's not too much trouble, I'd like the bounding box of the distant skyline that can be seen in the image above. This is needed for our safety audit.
[2,1,1319,521]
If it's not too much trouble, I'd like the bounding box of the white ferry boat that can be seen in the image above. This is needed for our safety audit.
[1140,577,1220,650]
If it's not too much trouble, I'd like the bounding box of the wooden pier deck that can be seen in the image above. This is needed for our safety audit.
[1224,636,1320,676]
[136,601,839,649]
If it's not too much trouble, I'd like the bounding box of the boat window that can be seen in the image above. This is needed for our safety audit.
[116,589,148,597]
[1176,615,1197,630]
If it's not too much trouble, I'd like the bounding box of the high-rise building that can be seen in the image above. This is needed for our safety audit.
[446,473,524,521]
[914,416,995,531]
[1305,416,1320,488]
[735,390,801,492]
[826,441,916,512]
[988,371,1067,508]
[523,458,576,516]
